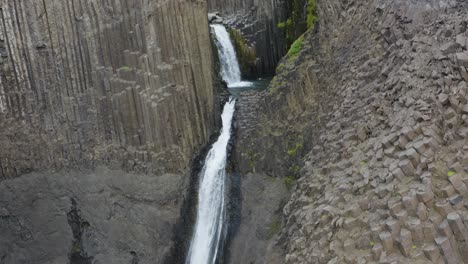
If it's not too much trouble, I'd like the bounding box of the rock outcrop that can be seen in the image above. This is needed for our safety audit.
[236,0,468,263]
[0,0,218,263]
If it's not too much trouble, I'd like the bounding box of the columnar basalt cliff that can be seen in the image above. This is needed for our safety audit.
[0,0,216,178]
[4,0,468,263]
[235,0,468,263]
[0,0,219,263]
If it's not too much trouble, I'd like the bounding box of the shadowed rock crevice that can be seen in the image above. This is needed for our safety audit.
[67,198,93,264]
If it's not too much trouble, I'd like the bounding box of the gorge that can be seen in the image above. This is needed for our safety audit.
[2,0,468,264]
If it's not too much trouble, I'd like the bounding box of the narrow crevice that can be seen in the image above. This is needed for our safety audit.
[66,198,93,264]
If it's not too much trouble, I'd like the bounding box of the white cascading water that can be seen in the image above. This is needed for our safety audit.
[186,98,236,264]
[211,24,252,88]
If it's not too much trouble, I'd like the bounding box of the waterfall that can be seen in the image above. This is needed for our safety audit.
[211,24,252,88]
[186,98,236,264]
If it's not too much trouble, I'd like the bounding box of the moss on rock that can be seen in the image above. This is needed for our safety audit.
[306,0,318,29]
[281,0,318,49]
[228,28,258,79]
[287,35,304,58]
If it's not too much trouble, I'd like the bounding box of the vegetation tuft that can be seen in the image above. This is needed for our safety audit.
[287,35,304,58]
[284,176,296,190]
[280,0,317,48]
[228,28,257,78]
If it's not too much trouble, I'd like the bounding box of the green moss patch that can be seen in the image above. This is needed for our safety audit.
[245,149,259,170]
[287,35,304,58]
[281,0,317,48]
[306,0,318,29]
[228,28,257,78]
[287,141,304,156]
[284,176,296,190]
[268,218,282,238]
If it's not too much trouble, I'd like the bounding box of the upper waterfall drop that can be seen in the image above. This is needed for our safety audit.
[211,24,252,88]
[186,98,236,264]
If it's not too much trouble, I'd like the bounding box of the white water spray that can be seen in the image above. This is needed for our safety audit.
[211,24,252,88]
[186,98,236,264]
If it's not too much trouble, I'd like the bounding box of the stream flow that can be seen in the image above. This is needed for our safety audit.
[211,24,252,88]
[186,98,236,264]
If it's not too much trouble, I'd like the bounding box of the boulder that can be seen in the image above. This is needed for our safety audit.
[456,34,467,49]
[440,42,460,54]
[456,52,468,67]
[435,236,461,264]
[423,244,441,262]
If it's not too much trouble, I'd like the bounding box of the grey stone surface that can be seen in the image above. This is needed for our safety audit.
[0,0,218,178]
[456,52,468,67]
[0,166,187,263]
[241,0,468,263]
[440,42,460,54]
[435,236,461,264]
[226,173,288,264]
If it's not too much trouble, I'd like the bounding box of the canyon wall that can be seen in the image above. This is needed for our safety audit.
[208,0,286,77]
[0,0,217,179]
[0,0,219,263]
[235,0,468,263]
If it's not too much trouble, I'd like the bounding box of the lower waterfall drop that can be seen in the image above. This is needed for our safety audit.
[186,98,236,264]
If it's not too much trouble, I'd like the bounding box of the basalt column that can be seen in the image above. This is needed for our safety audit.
[0,0,217,178]
[0,0,220,263]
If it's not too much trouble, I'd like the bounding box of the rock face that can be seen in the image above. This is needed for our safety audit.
[0,0,218,263]
[225,173,288,264]
[0,167,186,263]
[208,0,286,77]
[0,0,217,178]
[236,0,468,263]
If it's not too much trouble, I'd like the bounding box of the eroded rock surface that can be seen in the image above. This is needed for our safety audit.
[226,173,288,264]
[0,166,186,263]
[237,0,468,263]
